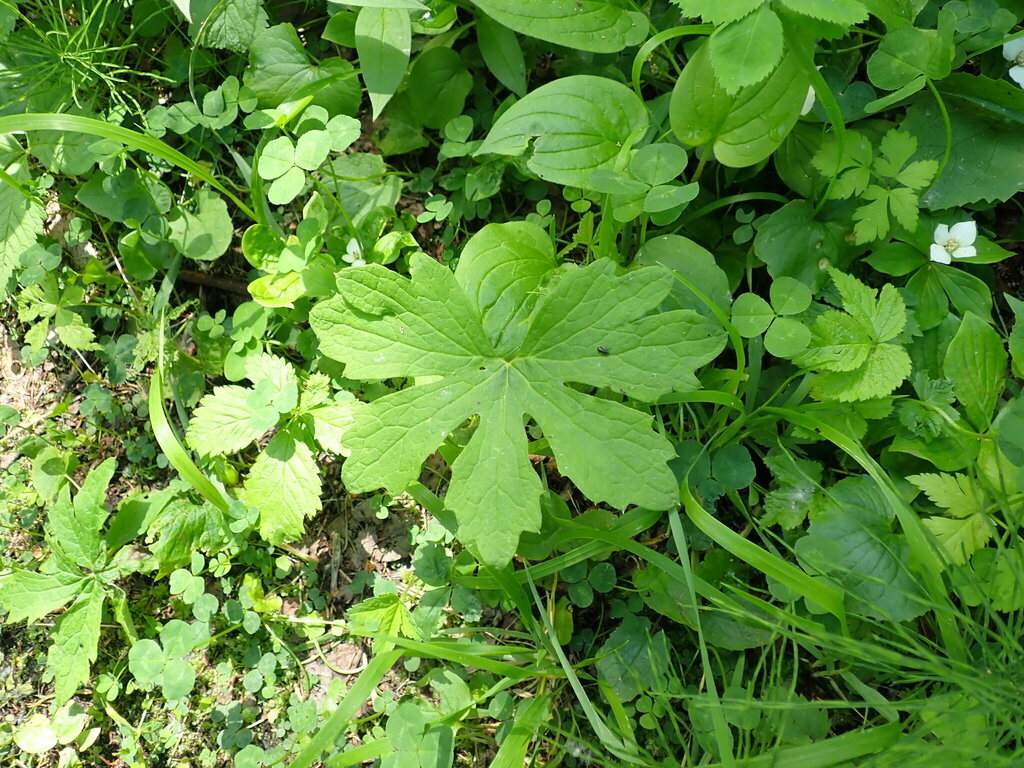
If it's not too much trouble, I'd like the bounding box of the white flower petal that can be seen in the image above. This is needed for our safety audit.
[948,220,977,246]
[933,223,950,244]
[1004,37,1024,61]
[1011,65,1024,89]
[930,244,952,264]
[952,245,976,260]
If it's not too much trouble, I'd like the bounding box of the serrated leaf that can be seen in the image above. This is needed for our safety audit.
[908,473,982,516]
[763,449,822,529]
[708,6,783,93]
[243,353,299,414]
[53,310,101,351]
[923,515,992,566]
[47,457,117,569]
[812,343,912,402]
[476,76,648,190]
[48,583,105,705]
[798,312,873,372]
[309,396,363,454]
[310,223,725,565]
[797,271,911,402]
[0,160,43,301]
[776,0,866,24]
[0,568,86,624]
[356,7,411,118]
[670,45,809,168]
[243,431,321,544]
[186,386,270,456]
[147,496,233,577]
[672,0,764,25]
[472,0,647,54]
[347,593,415,638]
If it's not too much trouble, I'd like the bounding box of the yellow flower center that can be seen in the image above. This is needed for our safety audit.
[944,238,960,254]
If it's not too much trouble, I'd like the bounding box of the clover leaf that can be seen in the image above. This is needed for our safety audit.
[310,222,726,565]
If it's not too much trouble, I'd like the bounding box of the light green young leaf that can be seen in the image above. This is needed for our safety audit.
[244,352,299,415]
[924,516,992,566]
[356,7,411,118]
[908,473,983,515]
[294,130,331,170]
[47,582,105,705]
[475,76,648,190]
[0,160,44,301]
[708,5,783,94]
[259,136,295,179]
[797,270,911,401]
[186,385,271,456]
[347,593,416,638]
[47,457,117,569]
[243,430,321,544]
[943,312,1007,430]
[911,472,991,565]
[309,396,362,455]
[268,166,307,205]
[471,0,647,54]
[670,45,810,168]
[310,222,725,565]
[53,310,101,351]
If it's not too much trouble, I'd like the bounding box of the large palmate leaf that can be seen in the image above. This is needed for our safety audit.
[310,222,726,565]
[475,76,648,190]
[670,44,810,168]
[470,0,647,53]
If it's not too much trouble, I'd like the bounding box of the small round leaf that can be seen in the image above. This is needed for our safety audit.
[258,136,295,180]
[769,276,812,316]
[764,317,811,358]
[294,129,331,171]
[630,143,688,186]
[268,165,306,205]
[731,292,774,337]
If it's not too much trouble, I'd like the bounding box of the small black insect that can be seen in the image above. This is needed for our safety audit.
[597,346,610,356]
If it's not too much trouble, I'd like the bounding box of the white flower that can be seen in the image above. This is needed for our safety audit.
[929,220,977,264]
[800,85,816,116]
[1003,37,1024,88]
[342,237,366,267]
